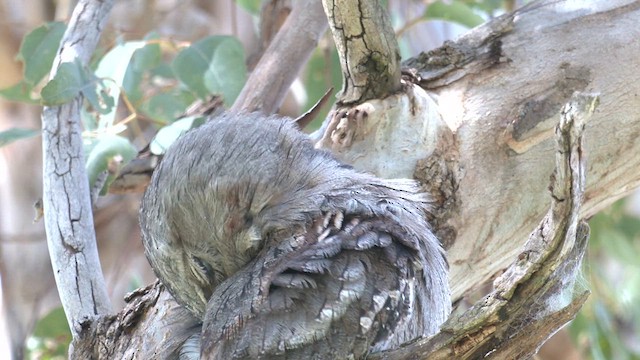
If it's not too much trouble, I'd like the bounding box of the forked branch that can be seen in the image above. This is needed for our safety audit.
[371,92,598,359]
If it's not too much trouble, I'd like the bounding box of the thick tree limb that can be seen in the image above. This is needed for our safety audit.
[315,0,640,302]
[75,91,596,359]
[41,0,114,336]
[369,92,595,360]
[59,1,636,358]
[70,281,199,360]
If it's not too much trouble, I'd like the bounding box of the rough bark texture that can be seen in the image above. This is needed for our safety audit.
[70,281,200,360]
[422,0,640,299]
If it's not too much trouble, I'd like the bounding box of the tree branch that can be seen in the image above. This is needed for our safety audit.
[41,0,114,337]
[370,92,596,360]
[314,0,640,302]
[230,0,328,114]
[322,0,402,105]
[70,282,199,359]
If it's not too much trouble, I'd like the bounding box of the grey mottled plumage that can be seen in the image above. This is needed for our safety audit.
[139,113,450,359]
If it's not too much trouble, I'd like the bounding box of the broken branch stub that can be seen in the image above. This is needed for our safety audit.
[371,92,598,359]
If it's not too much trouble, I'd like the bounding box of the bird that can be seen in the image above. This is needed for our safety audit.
[139,112,451,359]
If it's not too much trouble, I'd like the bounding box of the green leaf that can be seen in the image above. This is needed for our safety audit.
[17,22,66,86]
[41,61,89,104]
[203,39,247,106]
[85,135,137,194]
[235,0,261,15]
[0,127,39,147]
[32,307,71,339]
[140,90,195,124]
[29,307,71,358]
[0,81,37,104]
[85,80,115,115]
[151,62,176,79]
[131,34,162,71]
[41,61,114,114]
[94,40,147,129]
[149,116,206,155]
[424,1,484,28]
[172,36,247,105]
[123,35,162,105]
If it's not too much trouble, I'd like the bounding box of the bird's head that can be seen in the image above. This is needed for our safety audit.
[140,113,336,318]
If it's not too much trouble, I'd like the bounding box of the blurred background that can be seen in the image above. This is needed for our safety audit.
[0,0,637,359]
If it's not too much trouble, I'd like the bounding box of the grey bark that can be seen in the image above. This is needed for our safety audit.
[369,92,595,359]
[41,0,114,336]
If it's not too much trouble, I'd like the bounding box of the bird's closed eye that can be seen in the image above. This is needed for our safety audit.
[191,255,214,284]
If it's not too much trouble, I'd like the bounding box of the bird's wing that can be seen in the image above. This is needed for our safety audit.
[200,210,425,359]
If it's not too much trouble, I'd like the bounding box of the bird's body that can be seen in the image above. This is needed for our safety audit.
[140,113,450,359]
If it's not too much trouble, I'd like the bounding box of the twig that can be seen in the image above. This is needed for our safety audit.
[231,0,328,114]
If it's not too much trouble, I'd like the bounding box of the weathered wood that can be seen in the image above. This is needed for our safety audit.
[70,282,199,360]
[316,0,640,301]
[367,92,595,360]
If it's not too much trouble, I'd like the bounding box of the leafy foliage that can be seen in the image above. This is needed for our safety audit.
[94,40,147,127]
[0,81,39,104]
[149,116,206,155]
[41,60,114,114]
[571,199,640,359]
[27,307,71,360]
[0,22,66,104]
[172,36,247,106]
[85,135,137,195]
[0,127,39,146]
[1,25,247,192]
[17,22,66,87]
[424,0,485,28]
